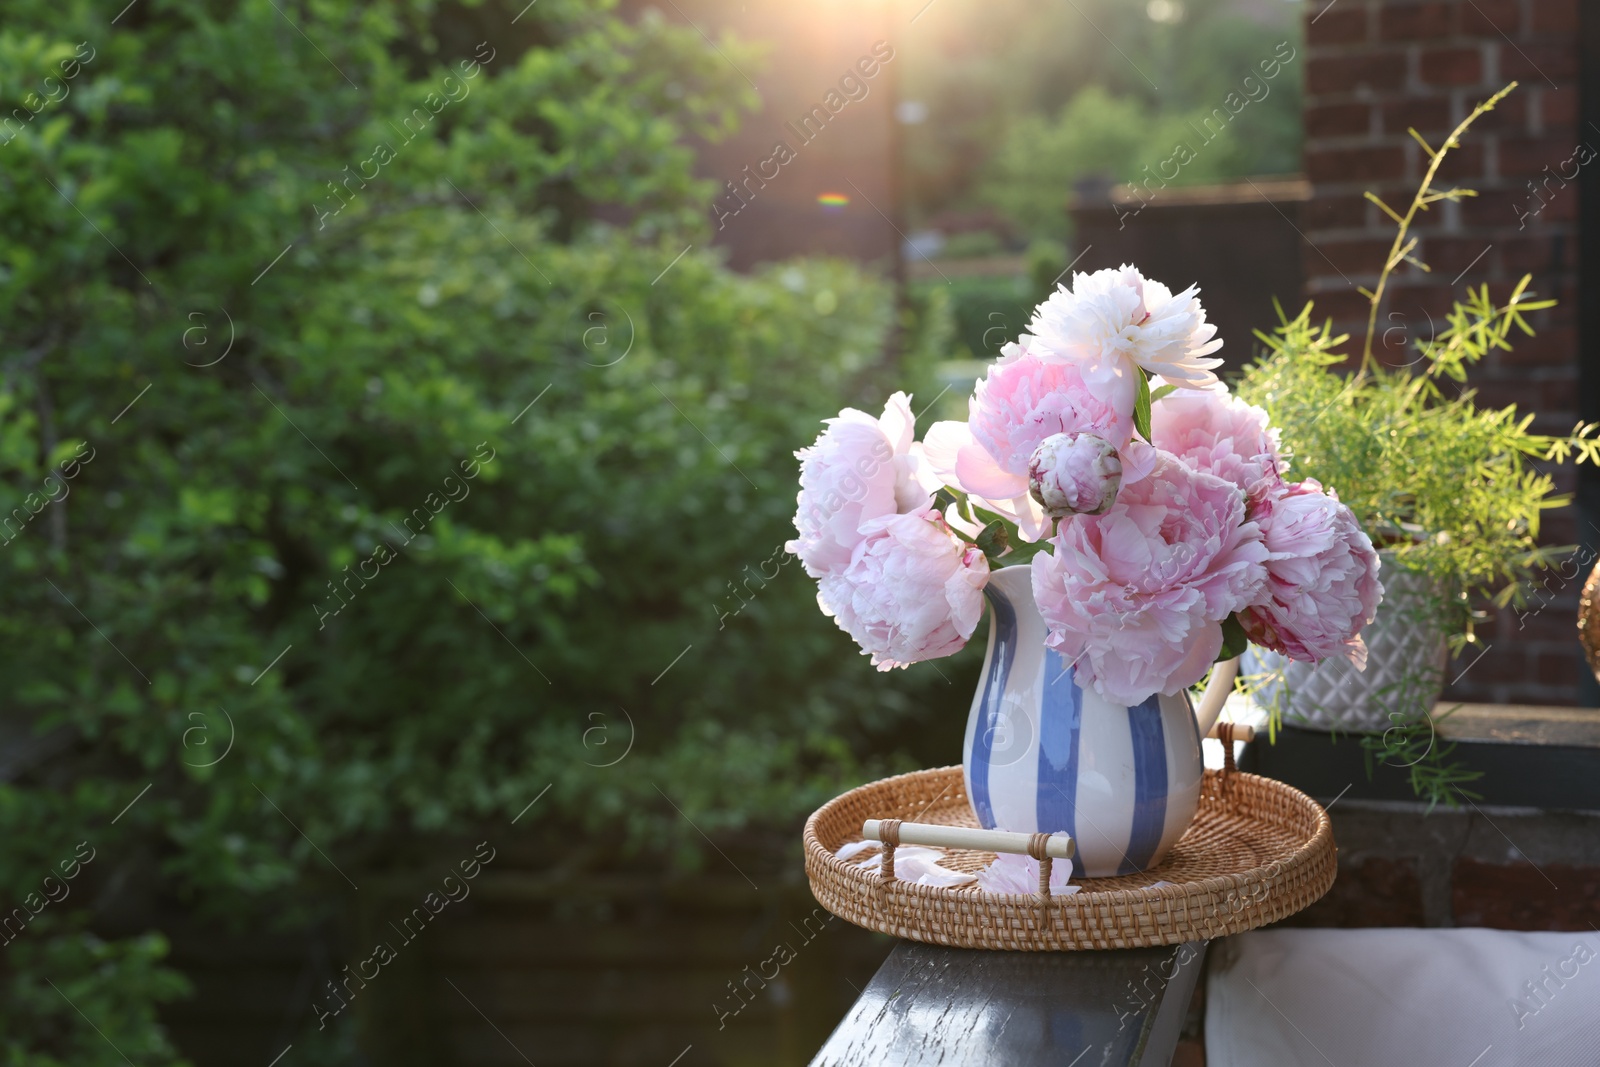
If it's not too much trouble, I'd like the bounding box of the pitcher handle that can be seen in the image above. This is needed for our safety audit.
[1193,655,1240,740]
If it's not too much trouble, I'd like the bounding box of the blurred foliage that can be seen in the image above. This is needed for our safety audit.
[1024,238,1069,296]
[936,231,1003,259]
[902,0,1303,237]
[979,84,1274,236]
[0,0,965,1061]
[914,275,1037,363]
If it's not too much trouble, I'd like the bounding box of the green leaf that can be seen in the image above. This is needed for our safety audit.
[975,520,1010,561]
[1216,614,1250,661]
[1149,383,1178,405]
[1133,369,1152,442]
[932,487,958,512]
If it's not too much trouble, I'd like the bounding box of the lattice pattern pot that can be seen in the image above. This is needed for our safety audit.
[1242,555,1447,735]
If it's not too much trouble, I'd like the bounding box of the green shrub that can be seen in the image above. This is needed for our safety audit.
[0,1,962,1060]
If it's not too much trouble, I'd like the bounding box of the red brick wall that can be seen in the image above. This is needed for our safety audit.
[1302,0,1586,704]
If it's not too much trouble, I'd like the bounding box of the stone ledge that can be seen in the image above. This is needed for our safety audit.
[1437,702,1600,748]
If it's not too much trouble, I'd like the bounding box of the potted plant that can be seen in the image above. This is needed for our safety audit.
[1234,83,1600,806]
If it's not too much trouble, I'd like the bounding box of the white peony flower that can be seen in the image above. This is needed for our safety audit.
[1026,264,1223,408]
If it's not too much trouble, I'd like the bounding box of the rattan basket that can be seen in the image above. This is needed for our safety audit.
[804,764,1336,951]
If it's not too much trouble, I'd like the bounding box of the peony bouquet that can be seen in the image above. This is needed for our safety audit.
[786,265,1384,706]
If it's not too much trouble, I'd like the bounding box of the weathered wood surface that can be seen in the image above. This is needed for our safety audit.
[809,940,1207,1067]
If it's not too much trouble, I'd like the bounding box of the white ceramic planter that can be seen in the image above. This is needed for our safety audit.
[1242,553,1446,734]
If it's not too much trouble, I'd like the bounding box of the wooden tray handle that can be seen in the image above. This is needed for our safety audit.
[863,819,1075,902]
[863,819,1075,858]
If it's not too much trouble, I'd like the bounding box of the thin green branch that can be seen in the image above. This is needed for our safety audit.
[1359,83,1518,378]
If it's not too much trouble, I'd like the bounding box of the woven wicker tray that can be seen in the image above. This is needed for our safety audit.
[804,765,1336,951]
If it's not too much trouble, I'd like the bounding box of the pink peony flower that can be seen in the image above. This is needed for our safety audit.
[1027,265,1223,409]
[920,419,1052,542]
[1238,480,1383,667]
[921,343,1154,542]
[818,508,989,670]
[1032,452,1269,705]
[1151,381,1287,494]
[1028,432,1122,517]
[786,392,936,578]
[967,342,1134,482]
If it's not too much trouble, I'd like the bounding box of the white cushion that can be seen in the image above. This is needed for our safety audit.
[1207,927,1600,1066]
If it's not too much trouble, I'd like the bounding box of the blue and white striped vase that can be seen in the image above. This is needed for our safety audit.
[961,565,1206,879]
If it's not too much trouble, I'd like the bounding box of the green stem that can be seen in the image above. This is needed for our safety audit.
[1358,83,1517,382]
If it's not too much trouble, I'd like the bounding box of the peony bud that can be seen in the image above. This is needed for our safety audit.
[1028,432,1122,517]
